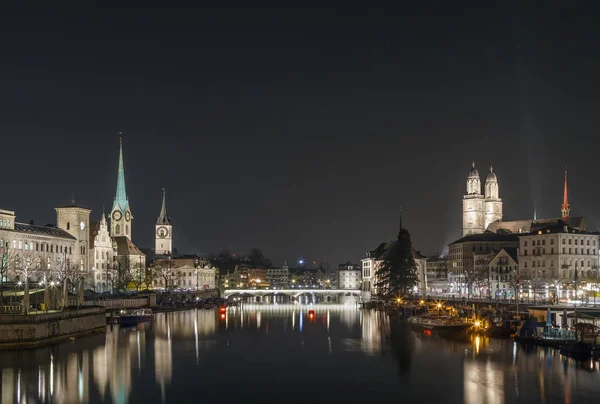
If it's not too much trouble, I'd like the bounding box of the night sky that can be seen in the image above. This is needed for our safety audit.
[2,3,600,266]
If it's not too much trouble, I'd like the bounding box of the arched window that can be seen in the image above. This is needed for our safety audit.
[116,224,120,234]
[125,225,129,235]
[66,222,70,230]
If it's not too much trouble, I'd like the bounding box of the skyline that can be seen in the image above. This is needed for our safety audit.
[2,4,600,264]
[0,135,591,264]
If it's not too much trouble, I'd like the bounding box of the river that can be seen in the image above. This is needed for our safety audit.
[1,304,599,403]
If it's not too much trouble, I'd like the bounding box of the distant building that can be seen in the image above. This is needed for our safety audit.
[518,222,600,300]
[152,255,216,290]
[266,266,289,288]
[425,255,449,295]
[448,232,519,295]
[338,262,361,290]
[488,248,518,299]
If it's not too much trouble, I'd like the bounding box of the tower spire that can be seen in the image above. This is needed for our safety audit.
[113,134,128,212]
[399,206,403,233]
[533,208,537,221]
[561,166,570,220]
[157,188,171,225]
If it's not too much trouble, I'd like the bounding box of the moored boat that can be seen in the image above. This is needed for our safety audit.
[119,308,153,326]
[409,315,473,335]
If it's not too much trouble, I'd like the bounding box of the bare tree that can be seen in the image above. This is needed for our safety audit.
[114,256,134,292]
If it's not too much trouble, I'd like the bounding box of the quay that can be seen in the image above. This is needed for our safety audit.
[0,307,106,349]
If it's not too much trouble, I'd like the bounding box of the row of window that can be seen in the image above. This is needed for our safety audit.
[524,238,597,247]
[0,239,73,254]
[523,248,597,256]
[0,219,12,228]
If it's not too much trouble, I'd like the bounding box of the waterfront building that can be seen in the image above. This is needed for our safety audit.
[89,211,115,292]
[425,255,449,294]
[338,262,361,289]
[152,255,216,290]
[265,266,289,288]
[448,232,519,295]
[462,163,502,236]
[0,208,77,284]
[55,201,91,276]
[488,248,518,299]
[155,189,172,256]
[518,222,600,299]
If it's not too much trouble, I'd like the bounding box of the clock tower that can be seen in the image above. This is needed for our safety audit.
[155,188,172,256]
[110,137,133,240]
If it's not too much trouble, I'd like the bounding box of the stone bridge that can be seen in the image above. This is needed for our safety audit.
[223,289,361,302]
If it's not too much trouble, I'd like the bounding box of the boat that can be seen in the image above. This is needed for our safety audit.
[408,315,473,335]
[119,308,152,326]
[560,342,592,360]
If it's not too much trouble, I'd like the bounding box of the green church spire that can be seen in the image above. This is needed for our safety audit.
[113,136,129,212]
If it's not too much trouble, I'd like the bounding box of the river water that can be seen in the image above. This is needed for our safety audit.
[1,305,599,403]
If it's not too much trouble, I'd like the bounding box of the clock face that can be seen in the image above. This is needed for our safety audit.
[112,211,122,221]
[125,211,131,221]
[157,226,168,238]
[79,221,85,230]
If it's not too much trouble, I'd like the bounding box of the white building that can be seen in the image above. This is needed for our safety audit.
[0,208,78,284]
[488,248,518,299]
[518,222,600,299]
[338,263,361,290]
[462,162,502,236]
[90,212,114,292]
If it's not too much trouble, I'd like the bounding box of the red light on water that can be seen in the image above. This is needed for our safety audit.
[220,313,226,319]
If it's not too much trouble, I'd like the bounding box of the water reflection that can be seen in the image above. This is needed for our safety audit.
[0,306,599,403]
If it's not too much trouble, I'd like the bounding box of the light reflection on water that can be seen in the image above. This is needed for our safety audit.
[0,306,599,403]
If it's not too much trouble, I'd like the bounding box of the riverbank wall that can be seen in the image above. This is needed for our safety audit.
[0,307,106,349]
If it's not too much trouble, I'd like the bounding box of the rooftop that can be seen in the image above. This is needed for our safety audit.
[7,222,76,240]
[449,232,519,245]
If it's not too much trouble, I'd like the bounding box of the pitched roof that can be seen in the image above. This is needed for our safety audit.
[156,189,171,225]
[486,216,586,234]
[113,236,145,257]
[449,232,519,245]
[11,222,76,240]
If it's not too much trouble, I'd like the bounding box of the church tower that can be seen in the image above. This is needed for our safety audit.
[462,162,485,236]
[561,167,570,220]
[110,137,133,240]
[155,188,172,256]
[484,166,503,228]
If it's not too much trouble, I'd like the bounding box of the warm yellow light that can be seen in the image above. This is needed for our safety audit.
[420,300,425,305]
[436,303,442,309]
[475,321,481,327]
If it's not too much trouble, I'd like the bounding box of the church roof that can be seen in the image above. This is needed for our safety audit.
[449,232,519,245]
[468,162,480,178]
[486,217,586,234]
[113,236,145,257]
[113,138,129,213]
[485,166,497,182]
[10,222,76,240]
[156,189,171,225]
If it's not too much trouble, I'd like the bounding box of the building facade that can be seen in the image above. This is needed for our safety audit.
[488,248,518,299]
[518,223,600,299]
[90,213,114,292]
[338,263,361,290]
[448,233,519,295]
[266,267,289,288]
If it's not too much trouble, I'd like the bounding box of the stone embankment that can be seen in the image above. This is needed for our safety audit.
[0,307,106,349]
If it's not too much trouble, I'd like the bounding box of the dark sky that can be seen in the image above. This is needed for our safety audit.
[2,3,600,266]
